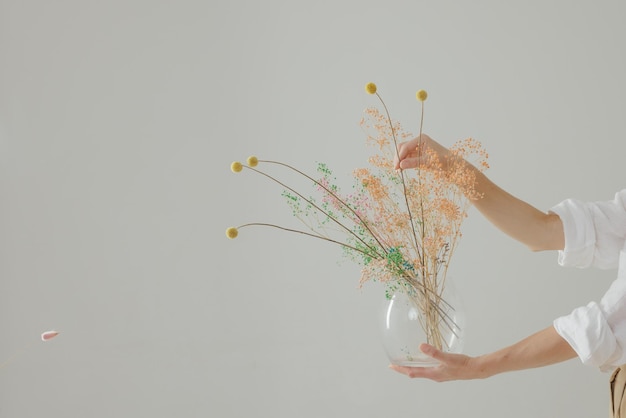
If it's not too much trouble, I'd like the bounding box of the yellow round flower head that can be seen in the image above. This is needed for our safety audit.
[246,156,258,167]
[226,227,238,239]
[416,89,428,102]
[230,161,243,173]
[365,82,377,95]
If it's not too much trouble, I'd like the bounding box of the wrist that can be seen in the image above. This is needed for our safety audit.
[470,353,500,379]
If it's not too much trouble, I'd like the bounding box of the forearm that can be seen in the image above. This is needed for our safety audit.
[396,135,564,251]
[472,325,577,378]
[471,170,565,252]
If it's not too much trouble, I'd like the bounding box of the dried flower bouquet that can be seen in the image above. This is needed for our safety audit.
[227,83,488,350]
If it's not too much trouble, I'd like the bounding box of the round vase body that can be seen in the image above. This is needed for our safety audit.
[381,279,465,367]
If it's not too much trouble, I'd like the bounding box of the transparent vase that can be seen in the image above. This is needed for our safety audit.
[380,278,465,367]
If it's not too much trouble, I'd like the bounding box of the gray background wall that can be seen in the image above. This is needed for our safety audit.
[1,0,625,417]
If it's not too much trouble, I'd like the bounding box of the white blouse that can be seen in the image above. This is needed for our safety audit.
[551,189,626,372]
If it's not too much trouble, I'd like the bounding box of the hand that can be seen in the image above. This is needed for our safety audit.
[393,134,453,171]
[390,327,577,382]
[389,343,483,382]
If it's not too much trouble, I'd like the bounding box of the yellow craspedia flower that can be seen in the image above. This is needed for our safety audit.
[416,89,428,102]
[230,161,243,173]
[365,82,377,95]
[226,227,238,239]
[247,156,258,167]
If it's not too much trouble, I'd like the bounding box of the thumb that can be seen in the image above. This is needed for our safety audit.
[399,157,419,170]
[419,343,444,360]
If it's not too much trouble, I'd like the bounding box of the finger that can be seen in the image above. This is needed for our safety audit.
[389,364,441,380]
[420,343,470,370]
[396,142,415,161]
[393,155,401,170]
[399,157,420,170]
[420,343,448,362]
[394,144,410,168]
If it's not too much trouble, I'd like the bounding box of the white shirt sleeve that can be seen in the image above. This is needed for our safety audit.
[550,189,626,371]
[550,189,626,270]
[553,252,626,371]
[553,301,617,370]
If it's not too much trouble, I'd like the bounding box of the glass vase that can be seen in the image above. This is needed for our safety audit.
[380,277,465,367]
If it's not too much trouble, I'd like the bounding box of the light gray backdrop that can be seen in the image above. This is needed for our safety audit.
[1,0,625,417]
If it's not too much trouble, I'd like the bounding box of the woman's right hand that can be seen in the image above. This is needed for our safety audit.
[393,134,453,171]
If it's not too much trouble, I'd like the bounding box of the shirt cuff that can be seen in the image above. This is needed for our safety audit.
[553,302,617,370]
[550,198,596,268]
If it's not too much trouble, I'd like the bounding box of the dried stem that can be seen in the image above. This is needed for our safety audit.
[237,223,372,257]
[375,92,423,265]
[259,159,389,257]
[243,165,385,260]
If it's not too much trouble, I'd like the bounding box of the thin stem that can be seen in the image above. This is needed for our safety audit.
[404,275,459,336]
[417,101,427,280]
[243,165,385,259]
[375,92,423,263]
[237,223,374,258]
[259,159,389,256]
